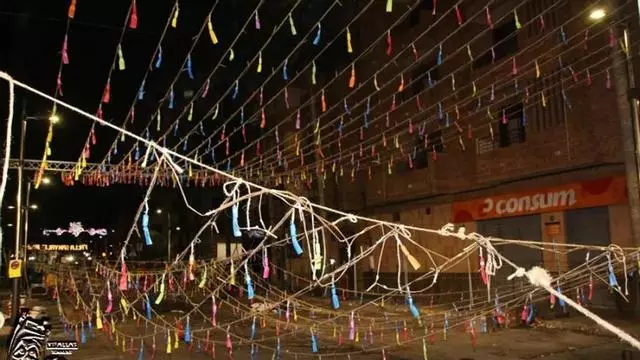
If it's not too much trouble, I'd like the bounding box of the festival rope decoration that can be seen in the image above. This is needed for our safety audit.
[2,13,640,354]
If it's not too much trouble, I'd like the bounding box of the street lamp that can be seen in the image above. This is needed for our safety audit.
[589,8,606,20]
[7,205,14,210]
[41,177,51,185]
[155,208,162,214]
[29,204,38,210]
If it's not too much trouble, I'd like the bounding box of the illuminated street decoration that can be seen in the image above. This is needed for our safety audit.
[42,222,107,237]
[27,244,88,251]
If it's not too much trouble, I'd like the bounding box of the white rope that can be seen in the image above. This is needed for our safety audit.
[510,266,640,350]
[0,72,15,267]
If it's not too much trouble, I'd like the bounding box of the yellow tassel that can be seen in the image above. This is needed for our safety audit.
[188,103,193,121]
[386,0,393,12]
[467,44,473,61]
[541,91,547,107]
[398,74,404,92]
[117,45,126,70]
[166,332,172,354]
[174,330,179,349]
[535,60,540,78]
[257,52,262,73]
[111,317,115,334]
[346,27,353,53]
[207,17,218,44]
[96,306,103,329]
[472,82,476,96]
[374,73,380,90]
[171,3,179,28]
[229,48,235,61]
[288,13,297,35]
[399,242,421,270]
[312,61,317,85]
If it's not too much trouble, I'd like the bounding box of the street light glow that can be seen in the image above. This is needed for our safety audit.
[49,114,60,124]
[175,226,181,231]
[589,8,606,20]
[7,205,14,210]
[156,208,163,214]
[41,177,51,185]
[29,204,38,210]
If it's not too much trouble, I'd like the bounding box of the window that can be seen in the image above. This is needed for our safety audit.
[473,19,518,68]
[411,62,438,96]
[498,103,526,148]
[427,129,445,153]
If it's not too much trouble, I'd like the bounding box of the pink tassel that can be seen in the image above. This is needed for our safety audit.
[212,295,217,327]
[262,251,270,279]
[119,261,128,290]
[56,72,64,96]
[102,81,111,104]
[455,5,463,25]
[386,31,392,56]
[62,35,70,65]
[225,331,233,355]
[202,79,210,98]
[129,0,138,29]
[106,281,113,313]
[485,7,493,29]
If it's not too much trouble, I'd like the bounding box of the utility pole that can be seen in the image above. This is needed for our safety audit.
[12,105,26,321]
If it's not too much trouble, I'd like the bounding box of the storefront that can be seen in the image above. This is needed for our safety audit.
[451,176,628,293]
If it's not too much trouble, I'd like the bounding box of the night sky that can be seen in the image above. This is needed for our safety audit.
[0,0,355,256]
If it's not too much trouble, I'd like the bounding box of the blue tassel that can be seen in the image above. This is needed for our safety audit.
[231,204,242,237]
[183,136,188,152]
[427,71,434,88]
[311,334,318,353]
[438,102,443,119]
[88,320,93,337]
[226,159,231,172]
[289,220,303,255]
[184,318,191,343]
[283,59,289,81]
[138,345,144,360]
[312,23,321,45]
[173,122,179,136]
[145,298,152,319]
[155,46,162,68]
[526,304,535,324]
[142,214,152,245]
[560,26,567,44]
[557,287,566,309]
[80,323,86,344]
[608,260,619,288]
[251,317,256,340]
[407,294,420,319]
[331,283,340,309]
[134,145,140,160]
[437,43,443,65]
[169,87,175,109]
[138,80,145,100]
[232,80,239,100]
[186,55,194,79]
[343,99,350,115]
[113,145,118,155]
[246,274,255,299]
[276,338,281,359]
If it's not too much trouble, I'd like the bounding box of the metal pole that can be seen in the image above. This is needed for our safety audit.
[167,213,171,261]
[12,116,26,321]
[23,181,30,265]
